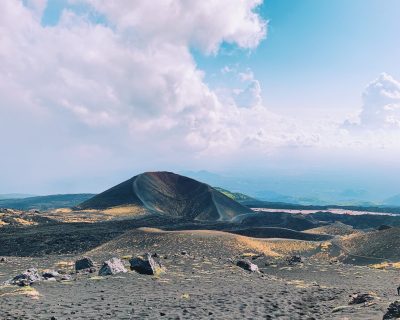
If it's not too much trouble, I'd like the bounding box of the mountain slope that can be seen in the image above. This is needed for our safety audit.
[383,194,400,207]
[213,187,255,202]
[0,193,36,200]
[0,194,95,210]
[77,171,252,221]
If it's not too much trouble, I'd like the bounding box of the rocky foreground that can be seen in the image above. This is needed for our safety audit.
[1,246,400,319]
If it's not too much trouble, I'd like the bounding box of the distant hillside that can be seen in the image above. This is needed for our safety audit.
[383,194,400,207]
[0,193,36,200]
[213,187,255,202]
[0,194,95,210]
[243,200,400,214]
[309,211,400,229]
[77,171,252,221]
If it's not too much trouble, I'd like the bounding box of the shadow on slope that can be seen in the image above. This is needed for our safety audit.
[0,213,328,257]
[335,227,400,263]
[236,212,320,231]
[229,227,332,241]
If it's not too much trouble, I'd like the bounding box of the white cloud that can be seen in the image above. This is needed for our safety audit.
[221,66,235,74]
[2,0,400,193]
[234,70,262,108]
[0,0,273,191]
[341,73,400,150]
[79,0,267,54]
[24,0,47,19]
[359,73,400,128]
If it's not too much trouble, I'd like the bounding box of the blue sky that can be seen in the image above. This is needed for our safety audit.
[197,0,400,118]
[1,0,400,203]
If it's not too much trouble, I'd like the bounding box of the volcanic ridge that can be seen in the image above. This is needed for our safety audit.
[77,171,252,221]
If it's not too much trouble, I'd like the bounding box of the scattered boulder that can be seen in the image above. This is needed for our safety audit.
[377,225,392,231]
[60,274,72,281]
[0,257,8,263]
[286,255,304,265]
[129,253,163,275]
[98,257,127,276]
[42,270,60,280]
[384,301,400,319]
[236,259,259,272]
[349,293,375,305]
[75,257,95,272]
[10,268,41,286]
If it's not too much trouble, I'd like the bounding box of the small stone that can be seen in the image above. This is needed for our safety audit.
[348,293,375,305]
[286,255,304,265]
[42,270,60,279]
[236,259,259,272]
[60,275,72,281]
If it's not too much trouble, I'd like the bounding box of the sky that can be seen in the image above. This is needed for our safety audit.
[1,0,400,202]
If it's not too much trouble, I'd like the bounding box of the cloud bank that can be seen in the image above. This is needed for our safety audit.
[0,0,400,192]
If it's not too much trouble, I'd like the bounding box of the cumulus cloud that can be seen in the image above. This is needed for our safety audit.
[2,0,399,193]
[79,0,267,54]
[0,0,275,190]
[338,73,400,151]
[234,70,262,108]
[359,73,400,128]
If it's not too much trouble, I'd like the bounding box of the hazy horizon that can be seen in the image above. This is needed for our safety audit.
[1,0,400,203]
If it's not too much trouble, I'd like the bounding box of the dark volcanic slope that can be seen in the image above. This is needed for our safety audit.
[78,171,252,221]
[337,227,400,261]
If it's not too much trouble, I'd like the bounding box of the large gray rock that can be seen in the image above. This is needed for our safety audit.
[129,253,162,275]
[236,259,259,272]
[98,258,127,276]
[10,268,41,286]
[384,301,400,319]
[75,257,95,272]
